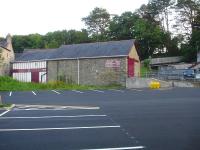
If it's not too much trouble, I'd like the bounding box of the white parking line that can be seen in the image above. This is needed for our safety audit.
[0,125,120,132]
[13,104,100,110]
[82,146,145,150]
[72,90,84,93]
[91,90,104,93]
[51,90,61,94]
[18,109,70,111]
[0,110,10,117]
[130,89,143,92]
[109,89,124,93]
[157,87,173,91]
[0,115,107,119]
[14,108,100,111]
[32,91,37,95]
[9,91,12,96]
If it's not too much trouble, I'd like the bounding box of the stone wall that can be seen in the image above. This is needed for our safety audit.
[0,64,10,76]
[47,60,78,84]
[0,34,15,76]
[79,57,127,86]
[47,57,127,86]
[126,77,172,89]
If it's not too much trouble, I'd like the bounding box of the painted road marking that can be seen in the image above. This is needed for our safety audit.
[0,125,120,132]
[9,91,12,96]
[91,90,104,93]
[131,89,143,92]
[81,146,145,150]
[14,108,96,111]
[72,90,84,93]
[51,90,61,94]
[157,87,173,91]
[0,110,10,117]
[0,115,107,119]
[32,91,37,95]
[109,89,124,93]
[13,104,100,110]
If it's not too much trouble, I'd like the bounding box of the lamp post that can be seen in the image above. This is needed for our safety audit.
[0,95,2,105]
[197,41,199,62]
[193,22,200,62]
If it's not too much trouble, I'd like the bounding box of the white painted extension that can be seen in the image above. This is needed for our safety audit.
[12,61,47,83]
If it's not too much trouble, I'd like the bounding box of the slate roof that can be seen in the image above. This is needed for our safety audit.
[15,49,57,61]
[0,40,8,49]
[14,53,24,59]
[15,40,135,62]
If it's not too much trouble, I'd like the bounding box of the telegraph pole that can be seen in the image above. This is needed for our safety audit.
[197,41,199,62]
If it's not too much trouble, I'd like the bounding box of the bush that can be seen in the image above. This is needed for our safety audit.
[143,59,150,68]
[0,76,122,91]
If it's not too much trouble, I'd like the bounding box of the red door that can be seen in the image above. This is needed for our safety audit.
[128,57,135,77]
[31,72,39,83]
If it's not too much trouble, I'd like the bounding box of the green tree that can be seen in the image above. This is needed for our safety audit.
[181,11,200,62]
[175,0,200,35]
[109,12,139,40]
[133,18,166,59]
[149,0,174,31]
[174,0,200,61]
[82,7,110,40]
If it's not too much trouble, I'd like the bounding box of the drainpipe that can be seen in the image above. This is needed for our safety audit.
[77,58,80,85]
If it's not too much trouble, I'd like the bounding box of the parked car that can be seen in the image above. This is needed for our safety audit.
[195,73,200,79]
[183,69,196,78]
[195,69,200,79]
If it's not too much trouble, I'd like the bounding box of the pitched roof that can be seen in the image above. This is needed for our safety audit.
[15,49,57,61]
[0,39,8,49]
[15,40,135,62]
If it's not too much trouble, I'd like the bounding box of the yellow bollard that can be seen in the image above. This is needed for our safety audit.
[149,81,155,89]
[157,82,160,88]
[155,82,158,89]
[149,81,160,89]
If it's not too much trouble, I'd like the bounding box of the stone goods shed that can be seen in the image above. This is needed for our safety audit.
[12,40,140,86]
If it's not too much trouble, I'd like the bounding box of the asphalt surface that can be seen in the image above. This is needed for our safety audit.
[0,88,200,150]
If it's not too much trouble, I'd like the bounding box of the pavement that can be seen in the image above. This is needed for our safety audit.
[0,88,200,150]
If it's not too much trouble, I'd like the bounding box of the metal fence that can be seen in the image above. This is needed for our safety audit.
[142,69,200,82]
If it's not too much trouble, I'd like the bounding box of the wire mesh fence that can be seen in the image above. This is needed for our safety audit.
[142,69,200,83]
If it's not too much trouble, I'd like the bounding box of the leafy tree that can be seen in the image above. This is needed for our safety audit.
[12,30,91,51]
[64,29,91,44]
[109,12,139,40]
[82,7,110,40]
[149,0,174,31]
[181,10,200,62]
[136,4,160,25]
[175,0,200,35]
[27,34,44,49]
[133,18,166,59]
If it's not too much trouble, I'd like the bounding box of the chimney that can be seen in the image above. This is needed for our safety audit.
[6,33,12,44]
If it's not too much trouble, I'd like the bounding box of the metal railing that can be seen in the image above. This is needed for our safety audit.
[142,70,200,83]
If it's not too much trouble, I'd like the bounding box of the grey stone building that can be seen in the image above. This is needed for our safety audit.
[0,34,15,76]
[12,40,140,86]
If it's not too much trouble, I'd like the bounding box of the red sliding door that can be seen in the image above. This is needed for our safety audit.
[128,57,134,77]
[31,72,39,83]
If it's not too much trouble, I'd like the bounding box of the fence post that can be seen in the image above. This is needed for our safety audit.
[0,95,2,105]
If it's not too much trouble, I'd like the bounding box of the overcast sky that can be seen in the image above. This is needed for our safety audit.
[0,0,148,37]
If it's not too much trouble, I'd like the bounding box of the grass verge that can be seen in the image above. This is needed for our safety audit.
[141,65,150,77]
[0,103,12,109]
[0,76,123,91]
